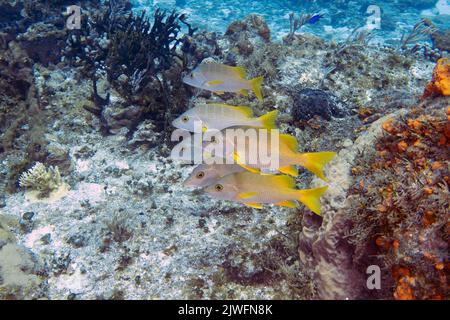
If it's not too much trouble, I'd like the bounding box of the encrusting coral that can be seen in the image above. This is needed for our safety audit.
[422,58,450,98]
[349,104,449,300]
[346,59,449,300]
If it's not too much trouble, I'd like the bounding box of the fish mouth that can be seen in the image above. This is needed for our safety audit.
[183,176,200,188]
[183,177,210,191]
[190,187,207,196]
[182,178,194,187]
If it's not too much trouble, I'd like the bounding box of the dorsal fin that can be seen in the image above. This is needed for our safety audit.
[280,134,299,151]
[209,103,253,117]
[233,66,247,78]
[279,165,298,177]
[272,175,295,188]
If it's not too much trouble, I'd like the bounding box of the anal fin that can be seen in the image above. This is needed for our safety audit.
[245,203,263,209]
[238,89,249,96]
[279,165,298,177]
[275,200,297,208]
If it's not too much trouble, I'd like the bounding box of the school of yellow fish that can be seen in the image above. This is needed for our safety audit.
[173,62,336,215]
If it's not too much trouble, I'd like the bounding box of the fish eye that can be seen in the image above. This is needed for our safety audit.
[190,73,194,78]
[182,116,189,123]
[196,171,205,179]
[215,184,224,192]
[210,136,220,144]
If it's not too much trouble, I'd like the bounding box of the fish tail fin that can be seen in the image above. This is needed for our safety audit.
[257,110,278,129]
[294,152,336,181]
[250,76,264,102]
[296,186,328,215]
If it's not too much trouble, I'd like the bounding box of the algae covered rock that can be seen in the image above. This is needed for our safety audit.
[298,98,449,300]
[0,214,47,300]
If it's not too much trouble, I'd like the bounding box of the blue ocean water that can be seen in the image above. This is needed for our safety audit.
[131,0,450,44]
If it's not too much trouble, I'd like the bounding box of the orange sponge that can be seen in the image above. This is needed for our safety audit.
[422,58,450,99]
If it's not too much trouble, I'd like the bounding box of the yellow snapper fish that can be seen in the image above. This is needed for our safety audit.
[183,164,246,188]
[205,171,328,215]
[204,130,336,181]
[172,103,278,133]
[182,62,264,102]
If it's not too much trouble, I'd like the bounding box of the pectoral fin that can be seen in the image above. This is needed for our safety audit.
[245,202,263,209]
[207,79,225,85]
[238,192,257,199]
[275,200,297,208]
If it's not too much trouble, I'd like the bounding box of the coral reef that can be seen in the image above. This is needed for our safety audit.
[431,30,450,52]
[0,1,448,300]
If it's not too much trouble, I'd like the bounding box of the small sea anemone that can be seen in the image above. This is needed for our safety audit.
[19,162,65,200]
[422,58,450,99]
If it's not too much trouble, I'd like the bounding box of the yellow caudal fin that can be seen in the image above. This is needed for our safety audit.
[250,76,264,102]
[296,186,328,215]
[257,110,278,129]
[295,152,336,181]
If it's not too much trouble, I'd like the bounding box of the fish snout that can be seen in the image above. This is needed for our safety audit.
[183,176,196,187]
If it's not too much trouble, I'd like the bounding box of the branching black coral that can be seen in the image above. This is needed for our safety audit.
[106,9,185,97]
[65,4,194,135]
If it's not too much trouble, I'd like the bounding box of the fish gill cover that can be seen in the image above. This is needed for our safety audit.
[0,0,448,300]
